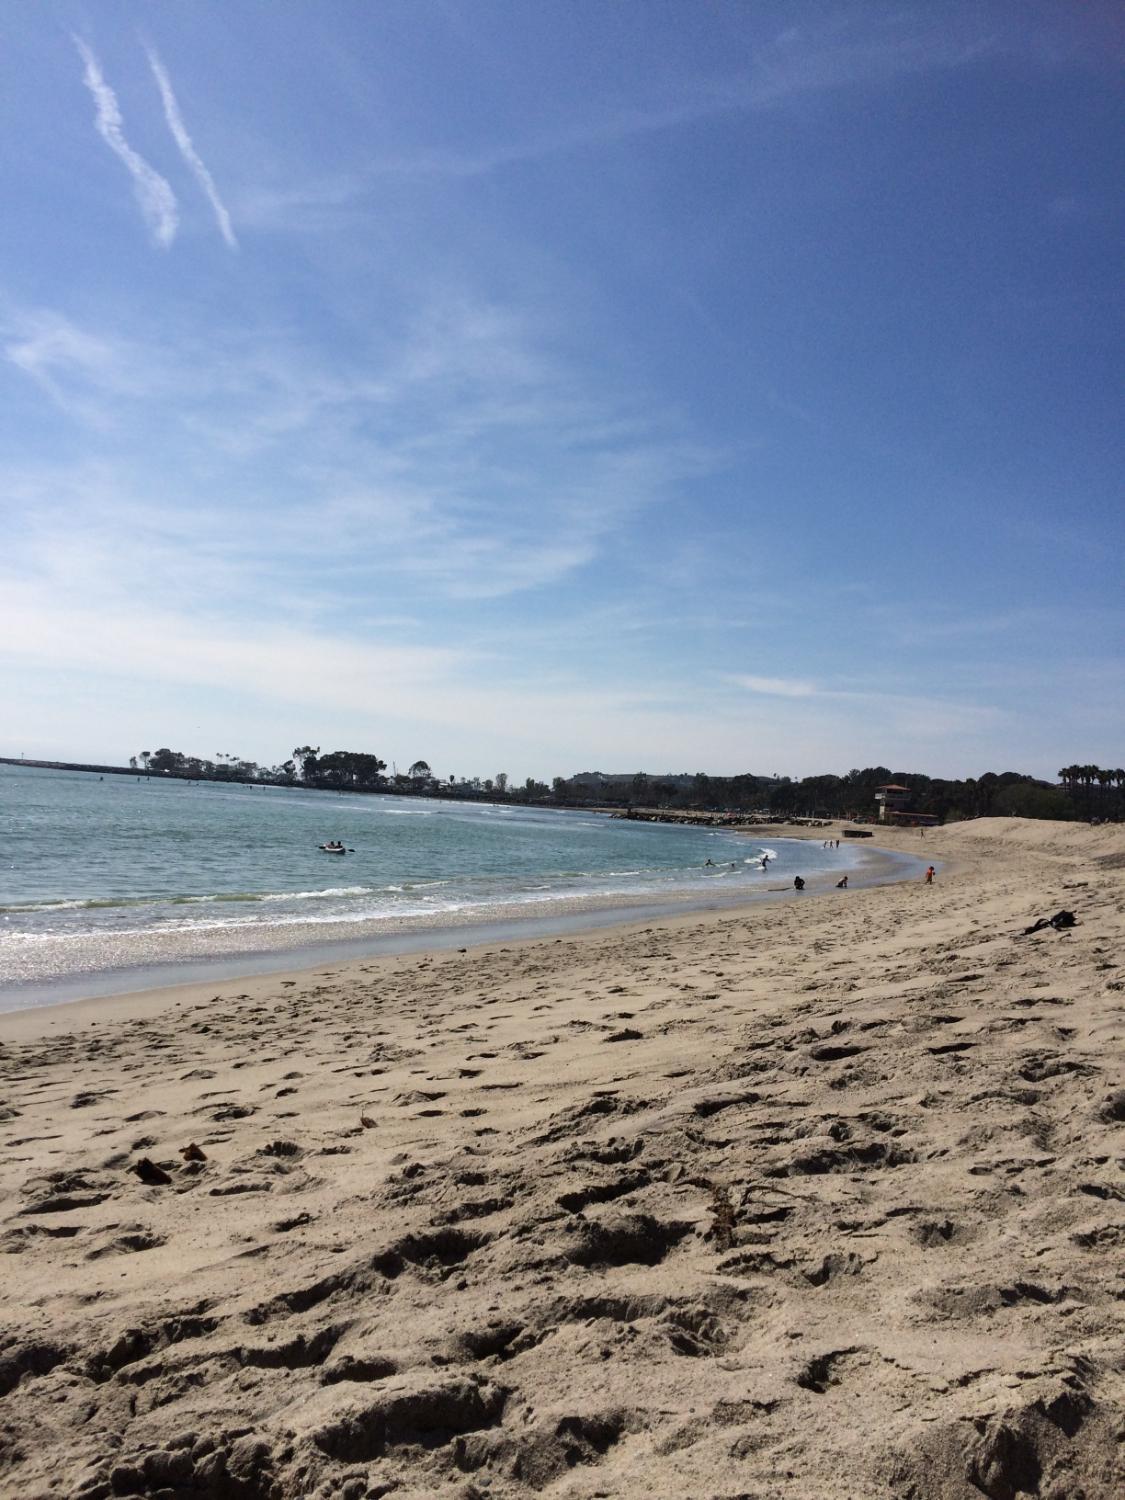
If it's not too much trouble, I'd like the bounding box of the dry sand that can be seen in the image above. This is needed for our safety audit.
[0,817,1122,1499]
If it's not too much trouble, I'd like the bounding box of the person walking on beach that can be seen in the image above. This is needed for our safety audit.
[924,865,935,884]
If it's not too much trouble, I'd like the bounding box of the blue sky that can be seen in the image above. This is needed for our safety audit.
[1,1,1121,781]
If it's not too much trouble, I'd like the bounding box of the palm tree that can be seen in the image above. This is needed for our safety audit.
[1062,765,1083,797]
[1079,765,1097,815]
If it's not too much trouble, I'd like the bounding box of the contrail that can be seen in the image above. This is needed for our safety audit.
[146,47,238,249]
[73,37,178,248]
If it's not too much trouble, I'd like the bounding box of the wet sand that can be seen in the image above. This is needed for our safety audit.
[0,817,1122,1498]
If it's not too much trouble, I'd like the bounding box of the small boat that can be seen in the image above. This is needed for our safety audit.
[318,843,349,854]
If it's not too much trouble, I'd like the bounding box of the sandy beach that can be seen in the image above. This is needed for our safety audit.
[1,816,1122,1499]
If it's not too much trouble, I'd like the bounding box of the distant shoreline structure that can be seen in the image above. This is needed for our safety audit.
[3,755,1119,826]
[0,757,844,831]
[2,755,163,779]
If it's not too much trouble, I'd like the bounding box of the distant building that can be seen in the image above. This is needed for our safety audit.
[874,783,911,821]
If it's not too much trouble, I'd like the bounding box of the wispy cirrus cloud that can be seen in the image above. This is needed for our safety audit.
[73,36,178,247]
[728,672,1001,741]
[0,307,161,428]
[732,674,817,699]
[3,309,120,396]
[398,22,995,177]
[0,289,717,606]
[145,46,238,249]
[239,11,1003,227]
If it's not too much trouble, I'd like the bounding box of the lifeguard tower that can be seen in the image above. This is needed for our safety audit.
[874,783,911,822]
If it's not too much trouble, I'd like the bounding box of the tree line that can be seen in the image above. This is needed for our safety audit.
[128,748,1124,822]
[130,747,546,801]
[615,765,1124,822]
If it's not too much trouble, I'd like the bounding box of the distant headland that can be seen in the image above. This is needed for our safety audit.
[2,752,1121,825]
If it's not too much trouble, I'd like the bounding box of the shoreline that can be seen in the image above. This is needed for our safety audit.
[0,850,909,1045]
[0,832,919,1018]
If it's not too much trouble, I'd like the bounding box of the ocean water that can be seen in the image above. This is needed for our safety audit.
[0,764,864,1005]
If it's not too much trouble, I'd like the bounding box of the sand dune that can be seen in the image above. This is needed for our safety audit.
[1,818,1122,1498]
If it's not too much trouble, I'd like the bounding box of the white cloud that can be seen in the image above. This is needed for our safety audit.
[0,308,161,427]
[732,674,817,698]
[0,580,701,770]
[73,37,178,247]
[2,309,118,403]
[729,670,1002,744]
[146,46,238,249]
[0,582,469,708]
